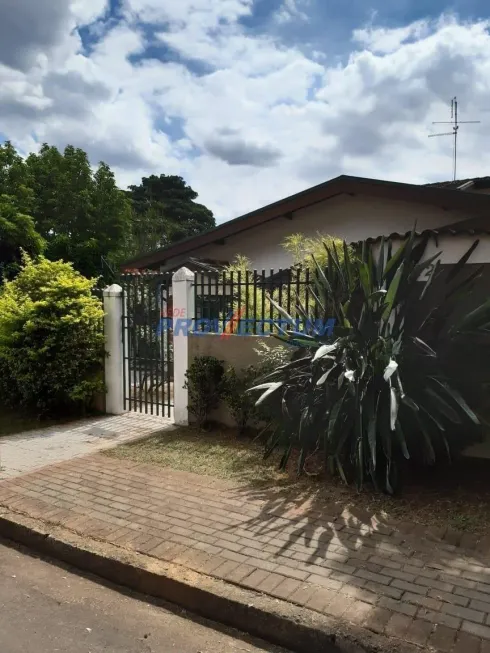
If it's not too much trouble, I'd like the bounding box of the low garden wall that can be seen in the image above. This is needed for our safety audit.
[188,333,284,427]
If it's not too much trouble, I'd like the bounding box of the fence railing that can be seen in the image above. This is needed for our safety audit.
[193,267,334,336]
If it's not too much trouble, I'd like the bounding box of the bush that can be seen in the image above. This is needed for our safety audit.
[185,356,224,428]
[249,231,490,494]
[222,341,291,433]
[253,339,290,373]
[0,256,105,415]
[222,364,261,433]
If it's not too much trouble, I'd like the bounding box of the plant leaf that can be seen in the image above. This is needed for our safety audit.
[412,336,436,357]
[429,377,480,425]
[395,421,410,459]
[383,359,398,381]
[426,387,462,423]
[345,369,356,382]
[382,263,404,321]
[251,382,283,406]
[313,342,338,361]
[317,365,337,386]
[445,239,479,283]
[383,239,407,279]
[390,387,398,431]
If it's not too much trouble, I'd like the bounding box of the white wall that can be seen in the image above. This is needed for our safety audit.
[162,193,474,272]
[424,234,490,264]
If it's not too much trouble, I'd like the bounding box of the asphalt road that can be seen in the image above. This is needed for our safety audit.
[0,539,289,653]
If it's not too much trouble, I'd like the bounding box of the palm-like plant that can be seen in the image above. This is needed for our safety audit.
[249,230,490,493]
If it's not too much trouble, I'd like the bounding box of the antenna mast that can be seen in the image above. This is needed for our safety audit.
[428,97,480,181]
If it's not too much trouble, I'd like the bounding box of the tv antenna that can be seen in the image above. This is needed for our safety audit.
[428,96,480,182]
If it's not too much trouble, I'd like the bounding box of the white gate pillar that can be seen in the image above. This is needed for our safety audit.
[103,283,125,415]
[172,267,195,425]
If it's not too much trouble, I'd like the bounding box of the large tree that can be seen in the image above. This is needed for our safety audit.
[0,141,35,215]
[26,144,131,279]
[0,143,44,279]
[0,195,45,279]
[127,174,215,254]
[0,142,214,278]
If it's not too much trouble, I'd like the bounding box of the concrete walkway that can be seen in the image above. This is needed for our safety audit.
[1,451,490,653]
[0,413,171,479]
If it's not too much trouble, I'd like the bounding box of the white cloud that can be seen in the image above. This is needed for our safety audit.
[124,0,254,29]
[352,19,430,54]
[1,0,490,224]
[274,0,310,25]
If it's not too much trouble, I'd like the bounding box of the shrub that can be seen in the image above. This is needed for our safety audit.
[185,356,224,428]
[222,341,291,433]
[282,231,348,271]
[0,256,105,415]
[222,364,261,433]
[249,231,490,494]
[253,339,290,373]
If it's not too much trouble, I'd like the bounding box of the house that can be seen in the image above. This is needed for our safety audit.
[123,174,490,274]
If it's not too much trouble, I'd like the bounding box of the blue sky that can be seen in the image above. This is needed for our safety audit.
[1,0,490,222]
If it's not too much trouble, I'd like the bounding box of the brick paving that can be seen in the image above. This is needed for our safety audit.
[1,451,490,652]
[0,412,171,479]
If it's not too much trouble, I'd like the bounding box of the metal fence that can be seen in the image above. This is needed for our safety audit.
[194,267,332,335]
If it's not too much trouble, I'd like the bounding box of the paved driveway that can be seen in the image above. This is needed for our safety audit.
[0,412,172,480]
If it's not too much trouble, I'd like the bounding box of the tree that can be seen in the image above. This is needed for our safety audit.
[127,174,215,254]
[26,144,131,279]
[0,195,45,279]
[0,141,35,215]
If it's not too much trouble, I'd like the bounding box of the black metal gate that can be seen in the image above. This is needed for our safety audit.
[121,272,173,417]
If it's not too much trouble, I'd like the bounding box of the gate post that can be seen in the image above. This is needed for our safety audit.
[103,283,125,415]
[172,267,195,425]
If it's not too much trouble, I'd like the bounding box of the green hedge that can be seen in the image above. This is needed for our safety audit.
[0,256,105,415]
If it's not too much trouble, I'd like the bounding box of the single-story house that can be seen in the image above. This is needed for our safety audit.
[123,174,490,273]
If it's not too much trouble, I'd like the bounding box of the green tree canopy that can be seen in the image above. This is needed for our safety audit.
[0,195,45,279]
[0,141,216,278]
[127,174,215,253]
[0,141,35,215]
[25,144,132,279]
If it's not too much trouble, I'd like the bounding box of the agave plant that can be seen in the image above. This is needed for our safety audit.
[249,230,490,493]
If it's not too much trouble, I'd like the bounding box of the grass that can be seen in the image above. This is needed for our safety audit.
[105,425,288,484]
[0,405,76,438]
[105,425,490,536]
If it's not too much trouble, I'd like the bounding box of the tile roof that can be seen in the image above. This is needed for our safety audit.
[425,176,490,190]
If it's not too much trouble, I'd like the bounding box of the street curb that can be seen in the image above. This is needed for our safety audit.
[0,508,417,653]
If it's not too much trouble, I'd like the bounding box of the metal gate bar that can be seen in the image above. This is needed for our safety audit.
[121,272,173,417]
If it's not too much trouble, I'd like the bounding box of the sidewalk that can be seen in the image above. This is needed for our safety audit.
[0,412,170,479]
[1,451,490,652]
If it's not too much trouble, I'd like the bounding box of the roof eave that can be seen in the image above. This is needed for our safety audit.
[122,175,490,270]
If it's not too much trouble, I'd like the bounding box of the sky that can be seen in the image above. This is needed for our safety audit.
[1,0,490,223]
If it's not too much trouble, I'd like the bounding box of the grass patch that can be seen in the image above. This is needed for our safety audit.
[105,425,490,536]
[105,425,288,484]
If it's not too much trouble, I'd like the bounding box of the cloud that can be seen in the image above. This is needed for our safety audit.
[0,0,72,71]
[1,0,490,225]
[203,129,282,166]
[0,0,109,72]
[352,19,430,54]
[274,0,310,25]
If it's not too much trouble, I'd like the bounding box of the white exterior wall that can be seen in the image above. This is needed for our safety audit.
[424,234,490,264]
[162,194,473,271]
[370,234,490,272]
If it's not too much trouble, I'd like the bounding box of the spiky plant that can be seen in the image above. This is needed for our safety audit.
[249,230,490,493]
